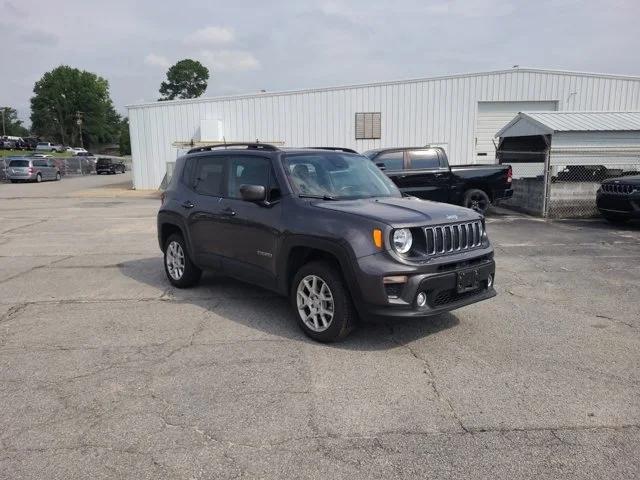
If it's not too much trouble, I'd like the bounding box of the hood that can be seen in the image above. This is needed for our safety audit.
[312,197,481,227]
[601,175,640,186]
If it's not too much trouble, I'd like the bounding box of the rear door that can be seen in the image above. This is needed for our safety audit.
[217,154,283,286]
[32,159,48,179]
[185,155,227,266]
[400,149,451,202]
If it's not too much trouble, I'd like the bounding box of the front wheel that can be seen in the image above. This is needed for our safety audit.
[163,233,202,288]
[463,189,491,215]
[291,261,356,342]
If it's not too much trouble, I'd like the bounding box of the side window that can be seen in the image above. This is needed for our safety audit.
[33,160,45,167]
[375,151,404,171]
[228,156,280,201]
[408,149,441,170]
[193,156,226,197]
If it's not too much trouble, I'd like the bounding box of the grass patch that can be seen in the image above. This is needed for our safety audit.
[0,150,72,158]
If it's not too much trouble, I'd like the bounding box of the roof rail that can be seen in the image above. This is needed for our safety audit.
[187,142,280,154]
[305,147,359,154]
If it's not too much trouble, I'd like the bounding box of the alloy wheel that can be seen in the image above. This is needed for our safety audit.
[166,241,186,280]
[296,275,335,332]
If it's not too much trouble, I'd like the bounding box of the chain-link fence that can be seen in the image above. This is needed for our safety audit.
[499,143,640,218]
[546,162,640,218]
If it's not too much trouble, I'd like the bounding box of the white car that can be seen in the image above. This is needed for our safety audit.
[67,147,88,155]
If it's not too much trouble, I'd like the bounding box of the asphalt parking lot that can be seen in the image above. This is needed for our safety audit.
[1,174,639,479]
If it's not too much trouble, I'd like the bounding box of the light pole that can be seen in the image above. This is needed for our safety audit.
[1,107,6,136]
[76,111,84,148]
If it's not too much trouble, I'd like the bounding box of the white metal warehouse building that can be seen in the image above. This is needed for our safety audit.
[127,68,640,190]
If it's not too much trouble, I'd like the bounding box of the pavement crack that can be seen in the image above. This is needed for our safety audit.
[387,325,469,434]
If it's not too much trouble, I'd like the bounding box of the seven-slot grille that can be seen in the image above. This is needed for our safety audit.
[424,221,483,256]
[602,183,636,194]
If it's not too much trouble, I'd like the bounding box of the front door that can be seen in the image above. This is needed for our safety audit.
[217,154,282,287]
[400,149,451,202]
[373,150,407,190]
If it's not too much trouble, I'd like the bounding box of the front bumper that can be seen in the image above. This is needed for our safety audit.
[351,247,496,321]
[597,192,640,218]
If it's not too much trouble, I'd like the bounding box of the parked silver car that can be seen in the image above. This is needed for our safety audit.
[7,158,61,183]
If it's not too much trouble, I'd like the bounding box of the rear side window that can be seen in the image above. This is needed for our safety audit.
[408,149,441,169]
[193,156,225,197]
[9,160,29,167]
[97,158,112,166]
[33,160,47,167]
[375,151,404,171]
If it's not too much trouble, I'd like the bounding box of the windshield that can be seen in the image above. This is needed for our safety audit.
[283,152,401,200]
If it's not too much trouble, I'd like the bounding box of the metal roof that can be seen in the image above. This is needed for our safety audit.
[126,68,640,109]
[496,111,640,137]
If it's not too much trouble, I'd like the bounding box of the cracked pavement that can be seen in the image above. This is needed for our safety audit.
[0,175,639,479]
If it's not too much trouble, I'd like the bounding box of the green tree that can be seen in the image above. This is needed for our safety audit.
[30,65,121,147]
[1,107,29,137]
[159,59,209,101]
[119,117,131,156]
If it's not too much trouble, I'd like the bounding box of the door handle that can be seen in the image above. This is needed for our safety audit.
[222,207,236,217]
[182,200,194,209]
[434,173,444,177]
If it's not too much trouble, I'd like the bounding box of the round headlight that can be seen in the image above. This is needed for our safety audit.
[392,228,413,254]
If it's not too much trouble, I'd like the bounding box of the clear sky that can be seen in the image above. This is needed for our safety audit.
[2,0,639,124]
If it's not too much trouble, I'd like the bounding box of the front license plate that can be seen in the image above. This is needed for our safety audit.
[457,269,479,293]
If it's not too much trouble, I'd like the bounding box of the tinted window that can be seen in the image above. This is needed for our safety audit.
[375,151,404,171]
[97,159,112,166]
[33,160,47,167]
[228,155,282,201]
[193,156,225,196]
[408,150,441,169]
[9,160,29,167]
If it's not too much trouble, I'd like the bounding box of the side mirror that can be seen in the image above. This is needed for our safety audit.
[240,184,266,202]
[376,162,386,171]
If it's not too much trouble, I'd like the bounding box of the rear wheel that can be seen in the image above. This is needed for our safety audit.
[35,173,42,183]
[463,189,491,215]
[55,172,61,181]
[164,233,202,288]
[291,261,356,342]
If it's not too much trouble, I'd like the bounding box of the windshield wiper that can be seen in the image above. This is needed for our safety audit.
[298,194,337,200]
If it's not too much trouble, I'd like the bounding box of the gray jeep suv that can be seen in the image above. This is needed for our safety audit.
[158,144,496,342]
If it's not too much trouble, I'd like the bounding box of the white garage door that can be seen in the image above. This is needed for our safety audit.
[475,101,557,163]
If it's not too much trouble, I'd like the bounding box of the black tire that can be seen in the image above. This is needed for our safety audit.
[10,179,17,183]
[35,173,42,183]
[55,172,61,181]
[290,261,356,342]
[463,188,491,215]
[602,213,629,225]
[163,233,202,288]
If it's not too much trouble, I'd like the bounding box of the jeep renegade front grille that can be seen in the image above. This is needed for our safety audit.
[424,221,483,256]
[602,183,636,194]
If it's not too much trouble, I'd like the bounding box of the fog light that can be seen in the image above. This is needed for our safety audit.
[416,291,427,307]
[487,274,494,288]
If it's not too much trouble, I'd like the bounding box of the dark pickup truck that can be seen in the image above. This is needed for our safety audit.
[363,146,513,214]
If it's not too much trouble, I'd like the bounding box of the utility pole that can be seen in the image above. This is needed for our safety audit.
[1,108,5,136]
[76,111,84,148]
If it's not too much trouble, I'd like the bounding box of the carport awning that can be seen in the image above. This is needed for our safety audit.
[496,111,640,138]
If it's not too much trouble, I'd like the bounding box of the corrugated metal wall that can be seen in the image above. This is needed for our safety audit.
[128,69,640,189]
